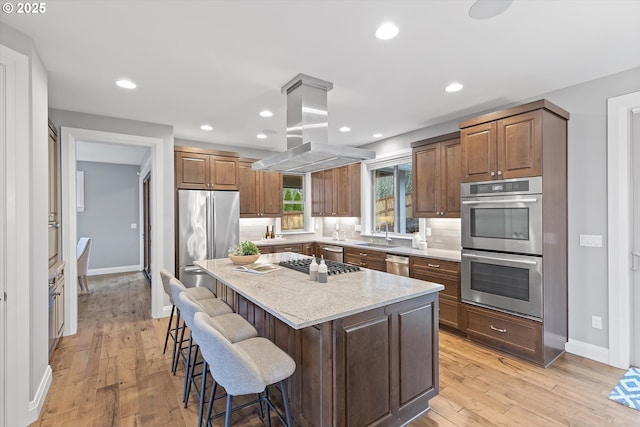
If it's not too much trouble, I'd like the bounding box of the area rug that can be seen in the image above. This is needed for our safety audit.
[608,367,640,411]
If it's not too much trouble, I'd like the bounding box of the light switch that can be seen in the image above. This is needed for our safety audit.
[131,223,137,229]
[579,234,602,247]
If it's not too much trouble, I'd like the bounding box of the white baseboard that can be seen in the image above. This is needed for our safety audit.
[88,265,140,276]
[565,339,609,365]
[28,365,52,423]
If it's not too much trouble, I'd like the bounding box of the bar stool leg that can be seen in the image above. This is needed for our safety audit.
[224,394,233,427]
[281,380,292,427]
[265,387,272,427]
[163,305,176,353]
[197,359,207,427]
[172,311,185,374]
[204,380,218,427]
[183,333,194,403]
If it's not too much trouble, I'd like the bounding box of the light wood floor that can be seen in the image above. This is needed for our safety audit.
[31,272,640,427]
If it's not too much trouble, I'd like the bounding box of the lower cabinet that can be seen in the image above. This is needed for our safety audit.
[257,243,304,254]
[465,304,543,365]
[344,247,386,271]
[410,257,464,332]
[230,290,439,427]
[48,264,65,357]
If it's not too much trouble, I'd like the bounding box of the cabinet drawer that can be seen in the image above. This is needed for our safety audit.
[257,245,274,254]
[273,243,303,254]
[412,270,459,298]
[344,247,387,263]
[465,305,542,363]
[410,257,459,276]
[344,256,386,272]
[439,297,459,329]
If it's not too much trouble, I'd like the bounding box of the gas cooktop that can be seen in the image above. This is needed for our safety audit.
[278,259,360,275]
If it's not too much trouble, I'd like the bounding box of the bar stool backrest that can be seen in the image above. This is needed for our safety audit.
[192,311,266,396]
[160,269,176,304]
[176,290,207,331]
[169,277,189,311]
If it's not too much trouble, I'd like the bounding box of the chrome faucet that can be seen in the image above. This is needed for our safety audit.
[374,222,392,245]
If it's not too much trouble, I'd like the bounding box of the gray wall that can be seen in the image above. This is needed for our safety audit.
[362,66,640,352]
[77,161,140,270]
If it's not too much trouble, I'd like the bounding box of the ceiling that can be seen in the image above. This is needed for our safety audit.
[4,1,640,153]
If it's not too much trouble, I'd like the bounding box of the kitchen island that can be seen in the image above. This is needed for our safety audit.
[196,252,444,427]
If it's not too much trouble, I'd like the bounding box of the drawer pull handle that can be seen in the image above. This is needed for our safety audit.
[490,325,507,333]
[282,247,292,250]
[359,253,368,257]
[427,263,440,268]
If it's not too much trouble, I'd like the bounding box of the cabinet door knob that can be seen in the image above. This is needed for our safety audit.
[490,171,496,177]
[497,170,503,176]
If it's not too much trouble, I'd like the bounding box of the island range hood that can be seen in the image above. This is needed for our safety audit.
[252,74,376,173]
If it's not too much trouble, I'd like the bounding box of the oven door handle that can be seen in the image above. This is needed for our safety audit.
[461,198,538,205]
[463,253,538,265]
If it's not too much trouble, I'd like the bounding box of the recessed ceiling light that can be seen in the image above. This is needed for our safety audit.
[445,82,464,93]
[376,23,399,40]
[259,110,273,117]
[339,126,351,132]
[256,133,267,139]
[116,79,136,89]
[469,0,513,20]
[373,133,383,138]
[200,124,213,131]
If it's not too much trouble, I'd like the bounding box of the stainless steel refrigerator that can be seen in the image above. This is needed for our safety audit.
[177,190,239,290]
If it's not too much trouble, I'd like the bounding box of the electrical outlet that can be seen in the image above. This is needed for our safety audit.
[591,315,602,329]
[580,234,602,247]
[131,223,137,229]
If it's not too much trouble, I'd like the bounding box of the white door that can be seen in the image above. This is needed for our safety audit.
[632,109,640,368]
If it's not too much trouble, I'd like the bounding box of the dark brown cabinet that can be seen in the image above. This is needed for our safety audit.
[344,246,386,272]
[311,163,361,217]
[410,257,463,331]
[231,291,438,427]
[256,243,304,254]
[460,100,569,183]
[175,147,239,190]
[412,132,461,218]
[238,160,283,218]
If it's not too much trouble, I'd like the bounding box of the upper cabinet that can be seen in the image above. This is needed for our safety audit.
[238,160,283,218]
[412,132,461,218]
[460,100,569,183]
[175,147,239,190]
[311,163,361,217]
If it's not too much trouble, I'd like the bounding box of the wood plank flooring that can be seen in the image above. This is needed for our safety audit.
[31,272,640,427]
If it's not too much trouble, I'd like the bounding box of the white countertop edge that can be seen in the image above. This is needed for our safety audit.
[254,238,461,262]
[195,257,445,330]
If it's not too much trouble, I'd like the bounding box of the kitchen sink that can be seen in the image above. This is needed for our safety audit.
[354,242,401,249]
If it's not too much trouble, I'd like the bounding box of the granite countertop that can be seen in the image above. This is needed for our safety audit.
[195,252,444,330]
[255,237,461,262]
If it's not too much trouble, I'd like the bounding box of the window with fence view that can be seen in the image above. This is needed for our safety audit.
[373,161,416,234]
[282,174,304,231]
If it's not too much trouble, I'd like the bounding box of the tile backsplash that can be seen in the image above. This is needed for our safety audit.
[423,218,461,251]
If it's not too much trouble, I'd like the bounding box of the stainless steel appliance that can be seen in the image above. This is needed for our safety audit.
[461,176,544,320]
[461,249,543,319]
[461,176,542,255]
[279,258,360,275]
[177,190,239,290]
[322,245,344,263]
[385,254,409,277]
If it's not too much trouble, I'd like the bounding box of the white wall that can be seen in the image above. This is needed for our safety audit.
[361,66,640,356]
[0,22,50,425]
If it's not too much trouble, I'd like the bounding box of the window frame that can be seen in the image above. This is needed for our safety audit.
[362,149,417,239]
[278,172,314,235]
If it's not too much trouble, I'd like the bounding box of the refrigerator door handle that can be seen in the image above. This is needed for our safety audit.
[183,265,203,273]
[211,194,217,258]
[206,194,213,259]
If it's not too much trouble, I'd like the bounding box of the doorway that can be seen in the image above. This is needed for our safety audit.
[143,173,152,283]
[61,127,167,336]
[607,91,640,369]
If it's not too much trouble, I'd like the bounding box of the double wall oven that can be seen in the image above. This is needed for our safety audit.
[461,176,543,320]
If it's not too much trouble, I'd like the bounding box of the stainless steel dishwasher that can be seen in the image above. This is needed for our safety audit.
[385,254,410,276]
[322,245,344,263]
